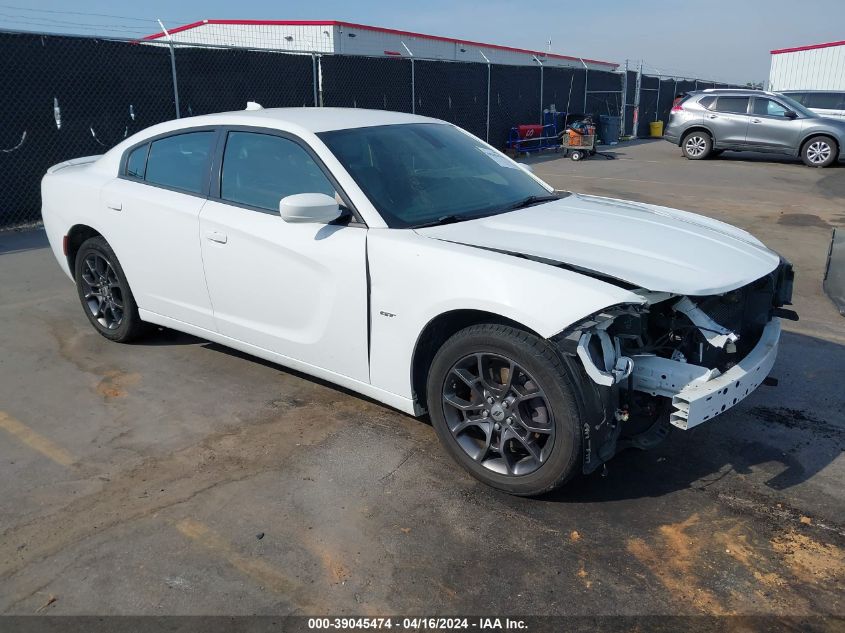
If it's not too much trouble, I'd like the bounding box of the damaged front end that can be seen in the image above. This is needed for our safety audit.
[554,260,795,474]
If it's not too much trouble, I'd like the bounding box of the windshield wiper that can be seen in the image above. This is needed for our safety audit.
[413,215,466,228]
[504,194,561,211]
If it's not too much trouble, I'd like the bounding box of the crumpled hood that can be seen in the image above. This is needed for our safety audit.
[415,193,781,295]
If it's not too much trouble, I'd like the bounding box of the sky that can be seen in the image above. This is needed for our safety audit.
[2,0,844,84]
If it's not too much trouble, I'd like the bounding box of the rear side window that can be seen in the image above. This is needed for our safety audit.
[126,143,149,179]
[220,131,335,212]
[804,92,845,109]
[145,131,215,194]
[714,97,749,114]
[699,96,716,109]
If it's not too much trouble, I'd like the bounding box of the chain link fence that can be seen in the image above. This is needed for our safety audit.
[0,29,737,230]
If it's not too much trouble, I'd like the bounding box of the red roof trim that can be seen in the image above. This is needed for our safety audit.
[143,19,618,68]
[771,39,845,54]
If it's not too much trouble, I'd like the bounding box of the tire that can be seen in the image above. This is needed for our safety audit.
[681,131,712,160]
[571,150,583,161]
[801,136,837,168]
[74,236,147,343]
[426,324,583,496]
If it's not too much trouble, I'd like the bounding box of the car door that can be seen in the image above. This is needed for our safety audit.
[706,96,751,147]
[99,129,217,330]
[746,97,804,153]
[198,128,370,382]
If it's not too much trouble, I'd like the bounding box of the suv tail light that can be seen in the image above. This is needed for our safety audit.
[671,104,684,113]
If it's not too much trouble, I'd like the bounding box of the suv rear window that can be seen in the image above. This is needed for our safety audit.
[714,96,749,114]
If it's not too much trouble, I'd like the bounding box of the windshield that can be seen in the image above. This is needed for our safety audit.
[776,94,818,118]
[318,123,556,228]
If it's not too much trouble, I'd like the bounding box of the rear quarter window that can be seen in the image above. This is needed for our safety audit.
[125,143,149,179]
[698,96,716,109]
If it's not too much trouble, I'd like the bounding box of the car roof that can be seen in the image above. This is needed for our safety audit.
[152,107,442,134]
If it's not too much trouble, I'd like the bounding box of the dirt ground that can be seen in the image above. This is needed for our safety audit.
[0,139,842,623]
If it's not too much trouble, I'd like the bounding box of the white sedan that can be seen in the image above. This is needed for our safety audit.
[41,107,795,495]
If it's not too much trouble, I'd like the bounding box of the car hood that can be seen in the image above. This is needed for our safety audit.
[414,193,781,295]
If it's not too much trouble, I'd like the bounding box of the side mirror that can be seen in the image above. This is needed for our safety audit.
[784,110,798,119]
[517,162,534,174]
[279,193,343,224]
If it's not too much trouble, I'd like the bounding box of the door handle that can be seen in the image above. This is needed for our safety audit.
[751,118,761,123]
[205,230,227,244]
[708,114,717,119]
[104,199,122,211]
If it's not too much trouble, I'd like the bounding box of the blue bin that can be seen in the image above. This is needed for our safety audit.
[598,115,621,145]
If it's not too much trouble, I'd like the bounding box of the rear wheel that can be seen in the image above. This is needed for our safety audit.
[682,131,712,160]
[74,236,146,343]
[426,324,583,496]
[801,136,837,168]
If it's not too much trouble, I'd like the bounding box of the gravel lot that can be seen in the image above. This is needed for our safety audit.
[0,139,843,620]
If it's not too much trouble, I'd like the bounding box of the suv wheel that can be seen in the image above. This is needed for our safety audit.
[801,136,837,168]
[426,324,583,496]
[682,131,712,160]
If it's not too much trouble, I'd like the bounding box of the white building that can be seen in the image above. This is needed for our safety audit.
[769,39,845,91]
[144,19,618,72]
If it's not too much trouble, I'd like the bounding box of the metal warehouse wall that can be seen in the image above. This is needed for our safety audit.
[769,45,845,91]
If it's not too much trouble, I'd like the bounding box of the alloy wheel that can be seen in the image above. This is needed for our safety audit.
[441,352,555,476]
[806,141,831,165]
[685,135,707,157]
[80,253,125,330]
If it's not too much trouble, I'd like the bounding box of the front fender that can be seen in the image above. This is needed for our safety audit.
[366,229,644,401]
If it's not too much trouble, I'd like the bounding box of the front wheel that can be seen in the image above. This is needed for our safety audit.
[75,236,147,343]
[426,324,583,496]
[801,136,837,168]
[682,131,712,160]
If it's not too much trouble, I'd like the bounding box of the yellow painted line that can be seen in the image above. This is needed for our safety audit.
[175,518,298,594]
[0,411,76,467]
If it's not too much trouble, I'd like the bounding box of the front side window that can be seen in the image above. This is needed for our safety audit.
[714,97,749,114]
[752,98,788,117]
[145,131,215,194]
[318,123,554,228]
[220,132,335,212]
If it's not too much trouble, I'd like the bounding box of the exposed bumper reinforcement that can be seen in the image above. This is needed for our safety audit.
[631,318,781,430]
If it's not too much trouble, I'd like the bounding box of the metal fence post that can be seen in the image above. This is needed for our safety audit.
[633,60,643,137]
[532,56,543,122]
[157,19,180,118]
[578,58,588,113]
[655,77,660,122]
[311,54,318,107]
[401,41,415,114]
[480,51,491,142]
[621,59,628,136]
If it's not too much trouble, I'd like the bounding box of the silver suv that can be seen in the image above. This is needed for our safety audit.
[663,89,845,167]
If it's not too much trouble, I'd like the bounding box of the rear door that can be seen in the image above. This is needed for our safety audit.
[747,97,804,152]
[100,129,217,330]
[706,96,751,146]
[198,128,370,382]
